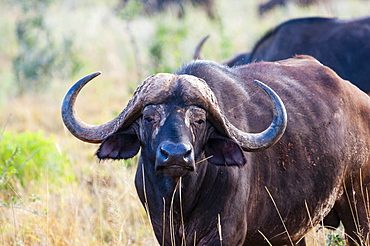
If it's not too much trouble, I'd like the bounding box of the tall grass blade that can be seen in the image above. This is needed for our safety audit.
[258,230,273,246]
[265,186,294,246]
[141,163,156,241]
[0,115,11,141]
[162,197,166,246]
[170,179,181,246]
[195,155,213,165]
[218,213,223,246]
[179,177,186,246]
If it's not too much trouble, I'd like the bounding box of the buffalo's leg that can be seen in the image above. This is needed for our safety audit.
[334,185,370,246]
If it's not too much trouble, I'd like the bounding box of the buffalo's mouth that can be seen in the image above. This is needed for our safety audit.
[156,164,195,177]
[155,142,196,177]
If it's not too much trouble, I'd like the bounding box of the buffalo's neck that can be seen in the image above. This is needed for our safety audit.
[135,158,251,245]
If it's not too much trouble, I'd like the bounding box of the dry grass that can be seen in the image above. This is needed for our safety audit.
[1,0,370,245]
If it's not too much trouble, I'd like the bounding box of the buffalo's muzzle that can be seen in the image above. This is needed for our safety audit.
[155,142,195,176]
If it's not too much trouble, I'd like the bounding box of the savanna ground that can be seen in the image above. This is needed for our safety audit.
[0,0,369,245]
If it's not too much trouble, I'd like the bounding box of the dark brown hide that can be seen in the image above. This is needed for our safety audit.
[61,55,370,246]
[208,17,370,94]
[258,0,329,16]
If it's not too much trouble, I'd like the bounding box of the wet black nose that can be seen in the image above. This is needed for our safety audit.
[160,143,192,160]
[156,142,195,171]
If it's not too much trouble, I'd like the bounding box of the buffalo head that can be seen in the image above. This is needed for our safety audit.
[61,56,370,245]
[62,72,286,179]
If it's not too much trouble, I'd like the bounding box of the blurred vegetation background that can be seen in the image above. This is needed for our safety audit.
[0,0,369,245]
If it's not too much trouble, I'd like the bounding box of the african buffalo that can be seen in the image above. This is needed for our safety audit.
[62,55,370,245]
[258,0,327,16]
[117,0,216,19]
[196,17,370,94]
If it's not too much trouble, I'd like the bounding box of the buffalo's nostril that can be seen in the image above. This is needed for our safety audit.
[160,143,192,162]
[184,149,191,159]
[156,142,195,172]
[160,146,169,159]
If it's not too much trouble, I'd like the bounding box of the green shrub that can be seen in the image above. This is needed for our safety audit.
[149,17,189,74]
[0,131,75,190]
[13,0,83,95]
[326,231,346,246]
[116,0,143,20]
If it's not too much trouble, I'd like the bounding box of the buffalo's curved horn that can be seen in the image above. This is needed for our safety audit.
[207,79,287,151]
[62,72,177,143]
[61,72,123,143]
[193,35,209,60]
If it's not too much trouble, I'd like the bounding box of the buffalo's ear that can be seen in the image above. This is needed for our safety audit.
[96,129,140,160]
[204,134,246,166]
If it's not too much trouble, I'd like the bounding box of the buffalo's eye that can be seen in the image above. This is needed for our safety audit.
[143,104,163,126]
[195,119,205,125]
[144,116,155,123]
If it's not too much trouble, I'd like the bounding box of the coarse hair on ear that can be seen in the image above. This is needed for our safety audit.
[96,128,140,160]
[204,131,246,166]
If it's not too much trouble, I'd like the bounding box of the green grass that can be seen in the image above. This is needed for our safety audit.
[0,130,75,189]
[0,0,369,244]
